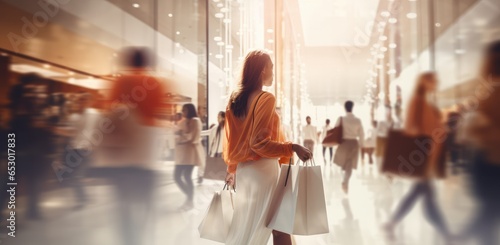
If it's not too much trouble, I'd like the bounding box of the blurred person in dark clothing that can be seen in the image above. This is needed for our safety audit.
[383,72,455,244]
[460,40,500,245]
[94,47,168,245]
[446,111,462,174]
[8,75,56,220]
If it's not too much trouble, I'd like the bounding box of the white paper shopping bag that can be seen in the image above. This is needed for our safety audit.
[267,161,329,235]
[198,185,234,242]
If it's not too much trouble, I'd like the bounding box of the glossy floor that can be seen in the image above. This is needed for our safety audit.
[2,157,489,245]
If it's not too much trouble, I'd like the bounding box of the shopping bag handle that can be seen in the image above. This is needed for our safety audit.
[299,158,316,166]
[284,162,292,187]
[223,182,236,192]
[284,158,300,186]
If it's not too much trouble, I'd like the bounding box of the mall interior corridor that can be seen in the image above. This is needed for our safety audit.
[1,0,500,245]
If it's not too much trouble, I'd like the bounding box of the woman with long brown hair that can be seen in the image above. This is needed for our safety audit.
[383,72,454,244]
[223,50,311,244]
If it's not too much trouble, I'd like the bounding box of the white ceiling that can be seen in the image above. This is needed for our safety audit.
[297,0,380,105]
[298,0,380,47]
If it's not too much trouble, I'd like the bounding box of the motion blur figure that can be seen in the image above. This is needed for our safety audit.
[9,73,56,220]
[94,47,166,245]
[62,93,94,210]
[174,103,205,210]
[460,40,500,245]
[384,72,454,244]
[320,119,333,164]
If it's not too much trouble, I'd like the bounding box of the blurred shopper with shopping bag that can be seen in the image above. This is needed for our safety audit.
[333,101,365,194]
[223,50,311,245]
[382,72,454,244]
[267,159,329,235]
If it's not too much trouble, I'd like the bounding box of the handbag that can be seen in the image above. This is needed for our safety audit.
[204,128,227,180]
[267,160,329,235]
[322,117,343,146]
[198,183,235,242]
[381,101,447,178]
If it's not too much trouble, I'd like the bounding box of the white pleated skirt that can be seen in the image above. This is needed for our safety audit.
[226,158,280,245]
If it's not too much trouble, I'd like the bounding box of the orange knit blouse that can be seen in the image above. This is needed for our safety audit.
[223,92,293,174]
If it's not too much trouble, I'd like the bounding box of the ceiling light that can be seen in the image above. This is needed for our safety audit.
[217,41,225,46]
[215,13,224,18]
[380,47,388,52]
[226,44,234,49]
[217,3,223,7]
[406,13,417,19]
[455,49,466,55]
[223,18,231,24]
[43,64,51,69]
[378,54,385,59]
[381,11,390,17]
[435,22,441,27]
[214,36,222,42]
[176,31,180,35]
[379,35,388,41]
[168,13,173,17]
[132,3,140,8]
[215,54,224,59]
[388,18,397,24]
[389,43,397,49]
[220,7,229,13]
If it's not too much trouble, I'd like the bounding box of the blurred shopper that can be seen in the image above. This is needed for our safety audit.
[361,120,377,165]
[459,40,500,245]
[201,111,225,158]
[445,111,462,174]
[61,93,94,210]
[320,119,333,164]
[97,47,166,245]
[174,103,205,208]
[333,101,364,194]
[10,74,56,220]
[383,72,454,244]
[302,116,317,153]
[224,50,312,245]
[375,107,394,161]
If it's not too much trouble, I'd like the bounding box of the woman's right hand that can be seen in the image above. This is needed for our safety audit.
[292,144,313,162]
[225,172,235,187]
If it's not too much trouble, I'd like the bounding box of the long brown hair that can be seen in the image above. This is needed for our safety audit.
[414,71,436,98]
[229,50,271,118]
